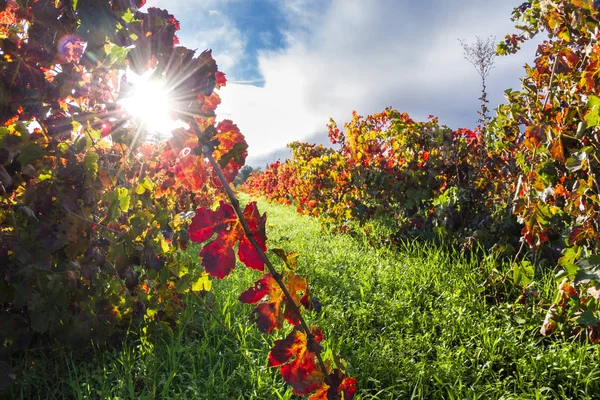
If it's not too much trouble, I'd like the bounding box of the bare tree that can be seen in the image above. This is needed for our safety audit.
[459,35,496,139]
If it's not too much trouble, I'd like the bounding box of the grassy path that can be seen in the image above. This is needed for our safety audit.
[245,197,600,399]
[6,195,600,399]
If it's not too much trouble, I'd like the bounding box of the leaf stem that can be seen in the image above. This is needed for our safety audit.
[63,206,121,236]
[192,121,334,389]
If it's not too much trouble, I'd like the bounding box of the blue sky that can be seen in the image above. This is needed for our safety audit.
[145,0,542,166]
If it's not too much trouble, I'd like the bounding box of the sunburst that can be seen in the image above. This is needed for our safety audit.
[118,69,183,139]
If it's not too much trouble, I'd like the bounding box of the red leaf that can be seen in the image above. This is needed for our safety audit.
[239,272,308,333]
[215,71,227,88]
[308,370,358,400]
[239,274,277,304]
[189,201,267,279]
[211,120,248,183]
[238,201,266,270]
[201,92,221,115]
[188,201,235,243]
[199,240,236,279]
[173,154,208,192]
[569,225,595,245]
[268,328,325,396]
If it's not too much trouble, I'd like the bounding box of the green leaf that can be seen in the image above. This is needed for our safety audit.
[116,187,130,212]
[564,263,580,281]
[30,310,50,333]
[141,177,155,191]
[513,260,535,286]
[121,9,140,24]
[575,256,600,283]
[218,142,248,168]
[174,276,189,294]
[585,95,600,127]
[84,152,99,180]
[108,45,130,66]
[106,191,121,222]
[0,127,9,141]
[577,309,598,326]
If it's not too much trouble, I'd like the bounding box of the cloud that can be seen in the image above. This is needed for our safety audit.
[144,0,247,75]
[145,1,544,167]
[216,0,543,166]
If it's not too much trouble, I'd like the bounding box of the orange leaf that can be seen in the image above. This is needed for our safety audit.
[550,137,565,163]
[239,271,308,333]
[268,327,325,396]
[308,369,358,400]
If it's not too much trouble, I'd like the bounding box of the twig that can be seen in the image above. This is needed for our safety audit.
[63,206,121,235]
[542,39,564,142]
[191,120,334,389]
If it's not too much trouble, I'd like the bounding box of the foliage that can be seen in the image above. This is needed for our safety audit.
[0,0,353,397]
[0,0,221,369]
[8,196,600,399]
[244,0,600,340]
[244,110,519,252]
[493,0,600,339]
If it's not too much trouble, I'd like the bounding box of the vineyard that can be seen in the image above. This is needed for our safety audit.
[1,0,600,399]
[243,1,600,346]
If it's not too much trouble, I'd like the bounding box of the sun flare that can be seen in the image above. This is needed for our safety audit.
[119,71,182,138]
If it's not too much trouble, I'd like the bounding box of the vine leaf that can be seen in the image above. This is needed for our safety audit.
[239,272,308,333]
[189,201,266,279]
[268,327,325,396]
[550,137,565,163]
[308,370,358,400]
[211,119,248,183]
[272,248,300,271]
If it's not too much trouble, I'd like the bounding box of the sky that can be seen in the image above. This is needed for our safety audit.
[144,0,543,167]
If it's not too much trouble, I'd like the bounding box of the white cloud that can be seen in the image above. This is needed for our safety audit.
[216,0,543,165]
[144,0,247,74]
[144,0,544,166]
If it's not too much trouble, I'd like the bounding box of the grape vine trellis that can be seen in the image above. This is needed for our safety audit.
[243,0,600,343]
[0,0,356,397]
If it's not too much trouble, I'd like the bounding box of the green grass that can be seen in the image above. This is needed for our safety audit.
[4,194,600,399]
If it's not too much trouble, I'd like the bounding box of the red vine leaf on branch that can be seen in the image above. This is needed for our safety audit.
[308,369,358,400]
[268,327,325,396]
[188,201,266,279]
[211,119,248,183]
[239,271,309,333]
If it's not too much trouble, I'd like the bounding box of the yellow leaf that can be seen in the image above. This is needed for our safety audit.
[192,273,212,291]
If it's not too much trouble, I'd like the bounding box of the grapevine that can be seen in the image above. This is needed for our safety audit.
[244,1,600,343]
[0,0,356,397]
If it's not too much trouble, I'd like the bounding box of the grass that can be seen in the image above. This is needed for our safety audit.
[3,194,600,399]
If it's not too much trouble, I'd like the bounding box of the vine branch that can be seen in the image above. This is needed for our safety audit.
[190,120,334,389]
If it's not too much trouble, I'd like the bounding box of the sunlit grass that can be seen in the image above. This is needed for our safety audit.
[4,195,600,399]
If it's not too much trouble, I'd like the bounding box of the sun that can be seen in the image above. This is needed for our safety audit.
[118,70,182,138]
